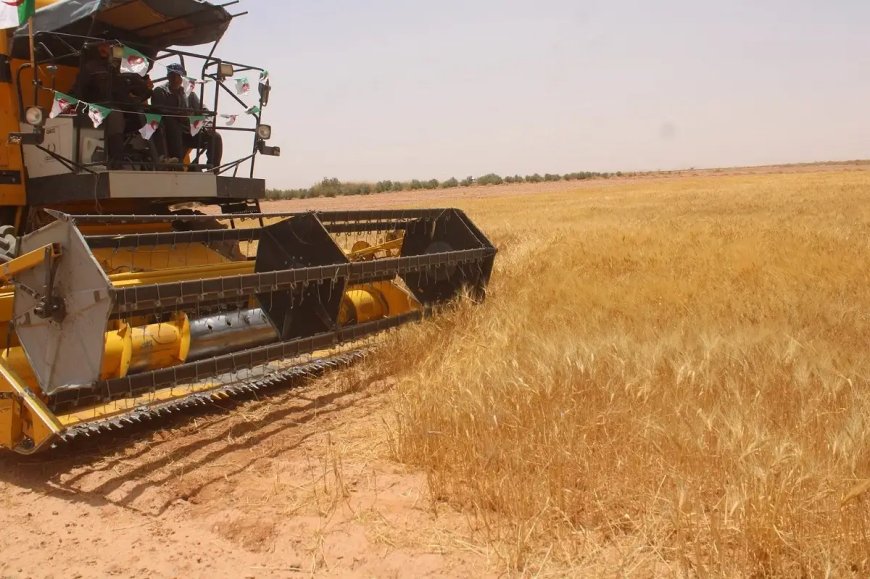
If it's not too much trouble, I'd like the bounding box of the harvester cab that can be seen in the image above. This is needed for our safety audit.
[0,0,495,455]
[4,0,276,223]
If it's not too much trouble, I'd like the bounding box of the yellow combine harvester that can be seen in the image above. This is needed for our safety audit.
[0,0,495,454]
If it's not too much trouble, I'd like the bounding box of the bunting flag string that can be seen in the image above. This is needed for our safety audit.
[119,46,150,77]
[50,91,78,118]
[183,76,209,97]
[101,43,267,126]
[111,43,264,100]
[189,115,206,136]
[235,77,251,96]
[139,113,162,140]
[87,103,111,128]
[45,81,260,137]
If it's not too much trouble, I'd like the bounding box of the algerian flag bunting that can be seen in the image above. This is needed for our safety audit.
[0,0,35,30]
[259,70,269,80]
[189,115,206,137]
[120,45,149,77]
[139,113,162,140]
[245,105,261,116]
[87,103,112,128]
[221,114,238,126]
[50,91,78,118]
[235,77,250,95]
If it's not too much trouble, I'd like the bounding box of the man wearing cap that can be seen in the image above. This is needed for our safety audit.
[152,63,223,169]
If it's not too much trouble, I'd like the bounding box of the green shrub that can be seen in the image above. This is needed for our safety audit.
[263,168,621,202]
[477,173,503,186]
[376,180,393,193]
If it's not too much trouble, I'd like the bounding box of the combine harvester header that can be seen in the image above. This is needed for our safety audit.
[0,1,495,453]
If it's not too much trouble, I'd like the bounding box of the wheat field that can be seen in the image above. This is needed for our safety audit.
[373,170,870,575]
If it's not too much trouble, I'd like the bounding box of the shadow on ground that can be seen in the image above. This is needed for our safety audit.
[0,369,384,515]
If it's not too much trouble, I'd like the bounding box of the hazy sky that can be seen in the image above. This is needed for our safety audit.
[213,0,870,188]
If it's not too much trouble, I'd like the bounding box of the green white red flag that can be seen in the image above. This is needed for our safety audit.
[139,113,162,140]
[0,0,35,30]
[88,104,111,128]
[235,77,250,95]
[189,115,206,136]
[120,45,149,77]
[50,91,78,118]
[184,76,197,97]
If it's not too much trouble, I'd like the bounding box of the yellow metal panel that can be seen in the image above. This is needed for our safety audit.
[129,315,190,373]
[0,358,61,453]
[347,237,404,261]
[93,243,231,275]
[341,289,387,325]
[108,260,252,286]
[0,243,57,282]
[0,55,25,206]
[368,281,421,316]
[0,395,21,451]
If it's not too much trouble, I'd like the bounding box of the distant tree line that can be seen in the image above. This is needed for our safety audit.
[265,170,624,200]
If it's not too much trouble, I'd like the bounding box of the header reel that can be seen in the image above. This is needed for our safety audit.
[0,208,496,454]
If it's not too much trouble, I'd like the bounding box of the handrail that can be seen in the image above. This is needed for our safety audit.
[13,31,271,180]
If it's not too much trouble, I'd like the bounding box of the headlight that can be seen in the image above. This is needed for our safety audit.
[218,63,235,79]
[256,124,272,140]
[25,106,45,127]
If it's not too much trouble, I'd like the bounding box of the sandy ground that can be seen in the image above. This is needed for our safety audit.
[1,161,867,578]
[0,368,492,578]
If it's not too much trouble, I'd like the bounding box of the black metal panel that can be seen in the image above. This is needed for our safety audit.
[0,55,11,84]
[86,227,263,250]
[0,171,22,186]
[110,247,494,319]
[400,209,496,305]
[27,173,265,205]
[255,214,349,340]
[60,208,451,224]
[112,262,347,317]
[216,176,266,199]
[27,174,111,205]
[11,0,233,58]
[322,221,413,234]
[316,209,445,223]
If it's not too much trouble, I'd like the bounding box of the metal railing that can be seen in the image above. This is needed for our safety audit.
[15,31,270,178]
